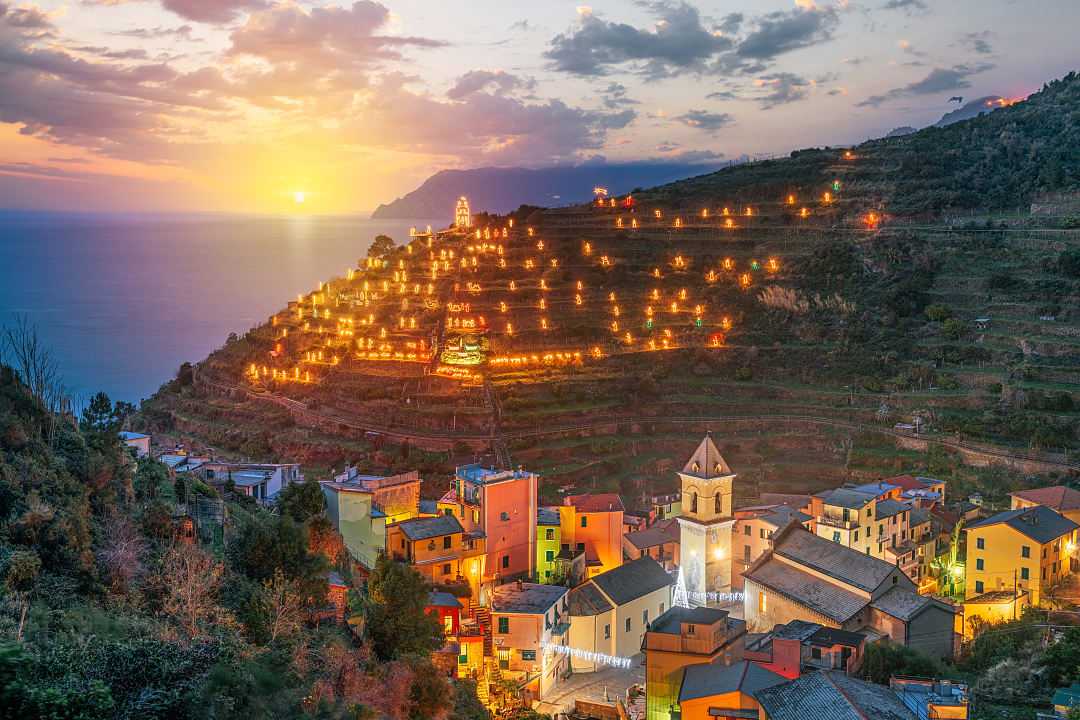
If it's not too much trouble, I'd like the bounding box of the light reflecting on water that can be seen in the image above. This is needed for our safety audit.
[0,212,439,403]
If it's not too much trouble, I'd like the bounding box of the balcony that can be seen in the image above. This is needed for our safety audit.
[817,515,859,531]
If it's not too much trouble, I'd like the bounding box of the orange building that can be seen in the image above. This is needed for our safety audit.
[386,513,484,597]
[442,464,538,594]
[643,606,747,720]
[559,493,625,577]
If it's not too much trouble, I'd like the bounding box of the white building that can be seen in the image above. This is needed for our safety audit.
[119,431,150,458]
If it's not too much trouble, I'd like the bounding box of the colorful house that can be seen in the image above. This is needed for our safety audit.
[566,556,673,672]
[387,514,483,598]
[559,493,625,577]
[649,493,682,525]
[755,671,918,720]
[643,605,747,720]
[732,505,810,591]
[119,431,150,458]
[537,507,562,583]
[677,660,788,720]
[489,580,570,702]
[964,504,1079,609]
[442,465,538,592]
[321,481,387,569]
[426,590,464,637]
[329,468,421,524]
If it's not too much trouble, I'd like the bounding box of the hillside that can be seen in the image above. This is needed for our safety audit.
[370,161,723,218]
[139,72,1080,505]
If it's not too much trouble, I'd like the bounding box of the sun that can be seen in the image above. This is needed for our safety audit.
[293,191,306,204]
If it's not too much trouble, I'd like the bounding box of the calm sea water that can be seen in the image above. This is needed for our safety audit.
[0,212,439,403]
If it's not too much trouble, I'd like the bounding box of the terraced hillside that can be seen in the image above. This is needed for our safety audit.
[137,72,1080,504]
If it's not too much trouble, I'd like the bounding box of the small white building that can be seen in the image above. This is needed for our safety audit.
[119,431,151,458]
[200,462,303,501]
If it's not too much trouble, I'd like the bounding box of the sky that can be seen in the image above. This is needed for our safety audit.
[0,0,1077,215]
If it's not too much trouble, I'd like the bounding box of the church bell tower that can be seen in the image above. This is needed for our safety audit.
[676,433,736,600]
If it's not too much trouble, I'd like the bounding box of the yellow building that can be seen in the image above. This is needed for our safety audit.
[537,508,562,583]
[677,434,736,597]
[964,505,1078,610]
[386,514,484,598]
[320,482,387,569]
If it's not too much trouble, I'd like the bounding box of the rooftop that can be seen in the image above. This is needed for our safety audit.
[755,670,917,720]
[772,525,898,593]
[681,433,733,479]
[119,431,149,440]
[744,557,868,624]
[875,498,910,520]
[816,487,875,510]
[649,606,730,635]
[871,585,954,622]
[456,463,533,485]
[590,556,672,606]
[564,493,625,513]
[537,507,561,526]
[427,591,464,609]
[966,505,1080,545]
[679,660,787,703]
[1011,486,1080,512]
[807,627,865,648]
[491,581,567,615]
[567,582,614,616]
[396,514,464,541]
[964,589,1026,604]
[624,523,680,551]
[847,481,901,496]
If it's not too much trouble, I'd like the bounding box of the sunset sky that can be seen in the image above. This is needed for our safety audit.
[0,0,1077,214]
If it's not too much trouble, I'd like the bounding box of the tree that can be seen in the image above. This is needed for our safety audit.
[96,516,146,597]
[81,391,122,436]
[277,481,326,523]
[925,303,953,322]
[261,569,305,643]
[368,235,395,258]
[160,545,226,640]
[942,318,967,340]
[364,554,443,661]
[4,550,40,642]
[133,458,170,501]
[859,641,939,685]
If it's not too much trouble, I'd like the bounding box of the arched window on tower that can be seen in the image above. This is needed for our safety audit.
[691,492,698,513]
[715,493,721,514]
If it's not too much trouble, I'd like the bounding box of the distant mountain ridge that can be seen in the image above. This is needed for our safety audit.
[370,162,724,219]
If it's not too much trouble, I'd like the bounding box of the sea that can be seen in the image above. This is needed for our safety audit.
[0,211,440,404]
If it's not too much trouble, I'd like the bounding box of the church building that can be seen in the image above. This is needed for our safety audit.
[676,434,737,599]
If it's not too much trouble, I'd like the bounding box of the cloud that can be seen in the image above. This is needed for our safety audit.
[857,63,994,107]
[881,0,927,11]
[960,31,994,55]
[734,6,840,62]
[655,140,681,153]
[756,72,811,109]
[674,109,733,133]
[112,25,198,41]
[600,82,640,109]
[161,0,265,24]
[446,70,534,100]
[509,19,532,32]
[0,1,50,29]
[545,1,733,77]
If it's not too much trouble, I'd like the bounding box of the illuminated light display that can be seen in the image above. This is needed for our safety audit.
[800,207,809,218]
[844,150,854,160]
[550,258,559,268]
[767,257,780,273]
[537,240,544,250]
[616,217,623,228]
[540,279,549,291]
[674,255,686,269]
[600,255,611,267]
[673,217,682,228]
[651,289,660,301]
[576,281,584,291]
[540,318,549,330]
[750,260,761,271]
[724,218,735,229]
[583,242,592,256]
[706,270,718,283]
[506,322,513,335]
[631,218,639,228]
[823,191,833,203]
[491,351,583,367]
[611,320,619,332]
[722,257,735,271]
[435,365,480,382]
[653,268,661,279]
[739,273,752,289]
[653,209,662,219]
[744,207,754,217]
[539,298,546,310]
[863,212,881,229]
[623,332,633,344]
[499,301,508,313]
[575,294,583,306]
[787,194,795,205]
[608,292,616,302]
[721,316,733,331]
[701,208,709,218]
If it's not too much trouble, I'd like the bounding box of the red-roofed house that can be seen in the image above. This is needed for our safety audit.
[559,493,625,577]
[1011,486,1080,526]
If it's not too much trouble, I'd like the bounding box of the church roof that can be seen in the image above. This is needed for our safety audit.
[682,433,733,478]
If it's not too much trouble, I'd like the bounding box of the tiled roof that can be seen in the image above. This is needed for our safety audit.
[754,670,917,720]
[875,498,910,520]
[743,558,868,623]
[679,660,787,703]
[773,526,898,593]
[1010,486,1080,511]
[491,582,567,615]
[564,493,625,513]
[567,582,614,616]
[681,433,733,478]
[759,505,811,529]
[808,627,865,648]
[909,506,931,527]
[871,586,955,621]
[847,481,901,497]
[624,525,679,550]
[966,505,1079,545]
[397,514,463,541]
[771,620,822,641]
[591,557,673,606]
[816,487,875,510]
[965,589,1025,604]
[427,591,463,608]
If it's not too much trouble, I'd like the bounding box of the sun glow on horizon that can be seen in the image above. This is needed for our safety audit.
[293,191,306,204]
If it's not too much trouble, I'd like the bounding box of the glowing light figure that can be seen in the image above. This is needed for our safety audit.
[540,279,548,291]
[506,322,514,335]
[674,255,686,269]
[509,280,517,291]
[537,240,544,250]
[670,301,678,313]
[739,273,752,289]
[823,191,832,203]
[767,257,780,273]
[616,217,623,228]
[583,241,592,256]
[654,209,662,219]
[612,305,620,317]
[744,207,753,217]
[631,218,638,229]
[863,212,880,229]
[701,208,709,218]
[575,294,583,306]
[551,258,558,268]
[674,217,682,228]
[653,268,661,279]
[724,218,735,229]
[600,255,611,266]
[611,320,619,332]
[540,318,549,330]
[722,257,735,271]
[800,207,809,218]
[679,288,687,300]
[624,332,633,344]
[645,306,654,318]
[500,301,508,313]
[539,298,546,310]
[608,292,616,302]
[525,259,534,269]
[706,270,718,283]
[651,288,660,300]
[576,280,584,291]
[787,194,795,205]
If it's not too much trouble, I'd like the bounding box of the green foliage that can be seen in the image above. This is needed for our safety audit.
[133,458,170,502]
[859,641,940,685]
[277,480,326,523]
[368,235,395,258]
[942,318,967,340]
[450,679,491,720]
[1059,249,1080,278]
[364,554,443,661]
[925,303,953,322]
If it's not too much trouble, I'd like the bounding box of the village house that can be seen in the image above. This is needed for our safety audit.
[158,452,210,475]
[742,524,957,659]
[677,660,788,720]
[643,606,747,720]
[536,507,562,583]
[386,513,484,598]
[489,580,570,703]
[650,493,682,525]
[754,670,919,720]
[744,619,866,677]
[558,493,625,577]
[321,481,387,569]
[1010,486,1080,527]
[330,467,421,524]
[200,461,303,501]
[885,474,948,508]
[119,431,150,458]
[731,505,811,591]
[891,676,970,719]
[441,465,538,591]
[566,556,673,672]
[964,504,1079,615]
[623,517,681,572]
